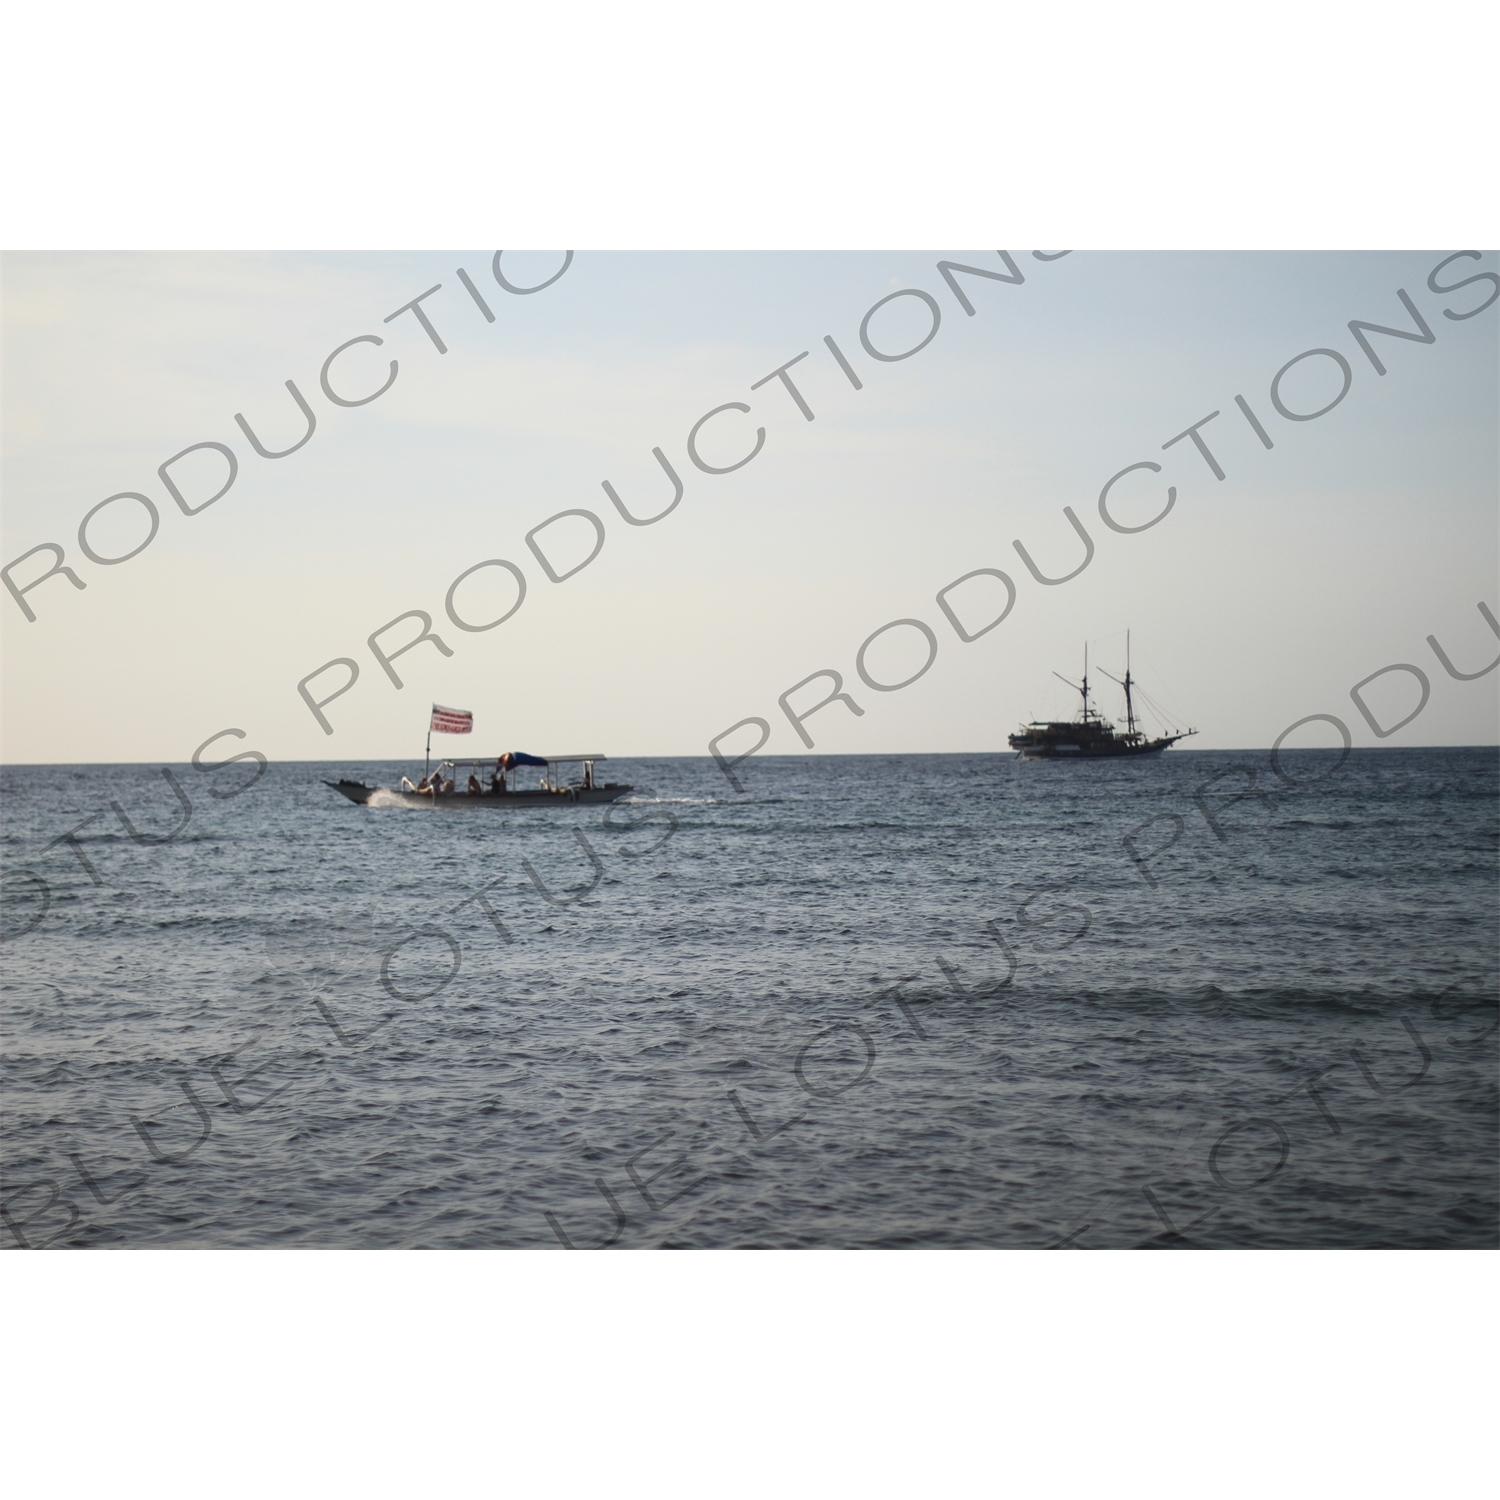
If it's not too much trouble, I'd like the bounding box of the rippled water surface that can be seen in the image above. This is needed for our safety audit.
[2,748,1496,1248]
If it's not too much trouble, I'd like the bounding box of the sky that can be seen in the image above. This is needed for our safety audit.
[2,249,1496,765]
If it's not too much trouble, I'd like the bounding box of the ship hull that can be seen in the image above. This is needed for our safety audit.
[326,779,632,807]
[1008,732,1186,760]
[1013,742,1172,760]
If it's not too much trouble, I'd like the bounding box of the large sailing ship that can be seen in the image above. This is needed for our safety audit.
[1008,635,1195,760]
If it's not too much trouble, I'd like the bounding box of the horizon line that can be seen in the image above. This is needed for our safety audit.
[2,744,1497,769]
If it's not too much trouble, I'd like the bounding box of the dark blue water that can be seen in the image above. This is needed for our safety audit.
[2,748,1496,1248]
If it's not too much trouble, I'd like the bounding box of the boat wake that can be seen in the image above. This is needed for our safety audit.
[365,789,420,809]
[621,795,721,805]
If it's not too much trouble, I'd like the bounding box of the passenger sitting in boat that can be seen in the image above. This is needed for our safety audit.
[467,773,482,796]
[416,775,430,792]
[489,768,506,793]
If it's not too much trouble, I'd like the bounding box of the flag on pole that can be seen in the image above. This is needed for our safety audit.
[430,705,473,734]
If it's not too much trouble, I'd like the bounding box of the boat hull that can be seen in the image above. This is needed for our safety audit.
[326,779,633,807]
[1009,733,1186,760]
[1014,744,1171,760]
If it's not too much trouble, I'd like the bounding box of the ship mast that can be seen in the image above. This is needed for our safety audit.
[1124,629,1136,737]
[1053,642,1098,723]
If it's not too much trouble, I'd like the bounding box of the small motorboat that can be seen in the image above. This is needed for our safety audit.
[327,753,631,808]
[326,707,632,808]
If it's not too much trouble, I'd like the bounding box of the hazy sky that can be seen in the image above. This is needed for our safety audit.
[2,249,1496,765]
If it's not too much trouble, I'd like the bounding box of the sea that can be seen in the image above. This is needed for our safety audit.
[2,747,1496,1249]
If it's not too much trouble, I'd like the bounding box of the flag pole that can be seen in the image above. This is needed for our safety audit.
[425,715,431,780]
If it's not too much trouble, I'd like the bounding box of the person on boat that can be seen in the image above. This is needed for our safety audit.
[490,761,507,794]
[467,772,482,796]
[416,774,430,792]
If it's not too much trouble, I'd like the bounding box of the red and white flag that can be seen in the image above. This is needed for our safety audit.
[430,705,474,734]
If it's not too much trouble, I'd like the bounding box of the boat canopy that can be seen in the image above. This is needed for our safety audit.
[439,753,608,769]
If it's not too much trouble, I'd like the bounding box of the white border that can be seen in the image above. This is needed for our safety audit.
[1,3,1497,249]
[2,1252,1495,1496]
